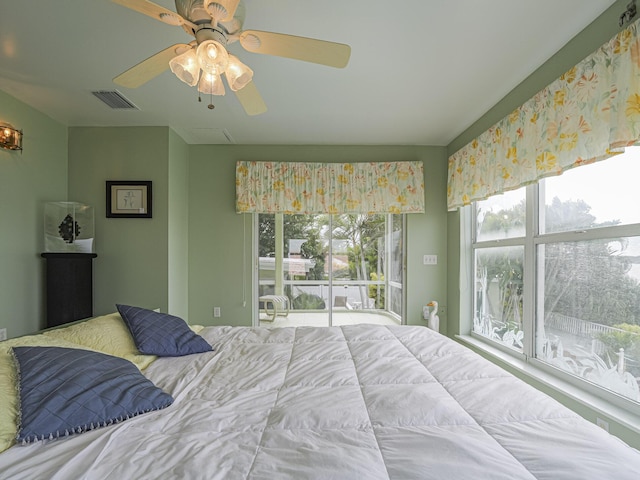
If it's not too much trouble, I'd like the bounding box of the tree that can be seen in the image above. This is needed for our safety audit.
[300,223,327,280]
[597,324,640,377]
[258,214,327,281]
[332,214,385,306]
[476,246,524,331]
[477,199,525,240]
[258,214,276,258]
[542,198,640,326]
[259,213,392,309]
[478,197,640,329]
[476,199,526,330]
[369,272,385,309]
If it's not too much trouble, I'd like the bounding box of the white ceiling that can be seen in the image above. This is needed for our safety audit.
[0,0,618,146]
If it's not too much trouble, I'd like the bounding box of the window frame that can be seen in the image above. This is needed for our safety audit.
[252,212,407,327]
[468,179,640,414]
[470,185,530,360]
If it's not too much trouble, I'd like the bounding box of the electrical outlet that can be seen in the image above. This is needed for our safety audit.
[596,417,609,432]
[0,328,7,341]
[213,307,221,318]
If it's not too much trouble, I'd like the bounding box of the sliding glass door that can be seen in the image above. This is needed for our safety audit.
[256,213,405,327]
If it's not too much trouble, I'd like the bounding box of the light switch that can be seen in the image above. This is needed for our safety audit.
[423,254,437,265]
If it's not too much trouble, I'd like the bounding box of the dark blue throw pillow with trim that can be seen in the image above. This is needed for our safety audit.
[116,304,212,357]
[12,346,173,444]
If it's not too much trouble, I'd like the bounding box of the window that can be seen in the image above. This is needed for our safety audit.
[257,213,405,326]
[472,148,640,405]
[474,188,526,352]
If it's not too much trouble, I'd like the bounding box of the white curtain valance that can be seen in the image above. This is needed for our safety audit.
[236,161,425,214]
[447,17,640,211]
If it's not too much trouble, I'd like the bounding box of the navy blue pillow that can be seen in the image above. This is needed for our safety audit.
[116,304,212,357]
[12,346,173,444]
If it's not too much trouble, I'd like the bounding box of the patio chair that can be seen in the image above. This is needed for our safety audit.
[259,295,290,321]
[334,296,352,309]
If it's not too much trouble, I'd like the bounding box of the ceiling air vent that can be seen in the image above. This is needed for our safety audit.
[91,90,139,110]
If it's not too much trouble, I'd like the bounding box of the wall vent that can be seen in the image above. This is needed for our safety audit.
[91,90,139,110]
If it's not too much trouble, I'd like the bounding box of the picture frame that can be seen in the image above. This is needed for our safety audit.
[106,181,152,218]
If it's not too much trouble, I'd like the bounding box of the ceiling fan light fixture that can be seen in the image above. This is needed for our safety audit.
[198,72,226,96]
[169,48,199,86]
[196,39,229,75]
[225,54,253,91]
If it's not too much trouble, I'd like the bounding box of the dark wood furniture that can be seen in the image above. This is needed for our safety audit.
[41,252,97,328]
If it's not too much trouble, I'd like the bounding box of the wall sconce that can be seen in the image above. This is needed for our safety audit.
[0,124,23,151]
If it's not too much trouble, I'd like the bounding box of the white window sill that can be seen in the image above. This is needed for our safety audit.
[455,334,640,437]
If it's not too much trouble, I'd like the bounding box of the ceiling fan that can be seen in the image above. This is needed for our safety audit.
[111,0,351,115]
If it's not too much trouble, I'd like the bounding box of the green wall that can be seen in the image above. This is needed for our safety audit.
[68,127,176,317]
[168,130,189,319]
[0,89,68,338]
[187,145,448,327]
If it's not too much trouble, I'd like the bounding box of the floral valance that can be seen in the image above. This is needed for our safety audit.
[236,161,425,214]
[447,17,640,211]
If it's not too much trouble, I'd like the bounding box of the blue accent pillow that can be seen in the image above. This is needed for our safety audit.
[116,304,212,357]
[12,346,173,444]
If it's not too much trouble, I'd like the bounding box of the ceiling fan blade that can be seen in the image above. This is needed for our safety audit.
[234,81,267,116]
[111,0,196,30]
[113,43,191,88]
[239,30,351,68]
[221,0,241,22]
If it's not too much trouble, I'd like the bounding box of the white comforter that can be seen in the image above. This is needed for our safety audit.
[1,324,639,479]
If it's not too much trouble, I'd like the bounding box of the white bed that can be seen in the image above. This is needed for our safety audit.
[1,320,639,479]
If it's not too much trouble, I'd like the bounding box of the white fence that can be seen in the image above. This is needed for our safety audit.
[546,313,628,339]
[546,312,638,361]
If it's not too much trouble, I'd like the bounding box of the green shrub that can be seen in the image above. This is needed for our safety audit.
[597,323,640,352]
[292,293,326,310]
[368,273,385,309]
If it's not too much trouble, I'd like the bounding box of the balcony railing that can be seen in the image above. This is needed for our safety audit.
[259,278,404,318]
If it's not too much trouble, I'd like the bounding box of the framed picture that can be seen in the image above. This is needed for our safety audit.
[106,181,152,218]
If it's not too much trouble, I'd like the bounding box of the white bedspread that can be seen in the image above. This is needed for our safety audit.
[1,324,639,479]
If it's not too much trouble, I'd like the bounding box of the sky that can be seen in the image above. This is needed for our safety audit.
[480,146,640,226]
[544,146,640,226]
